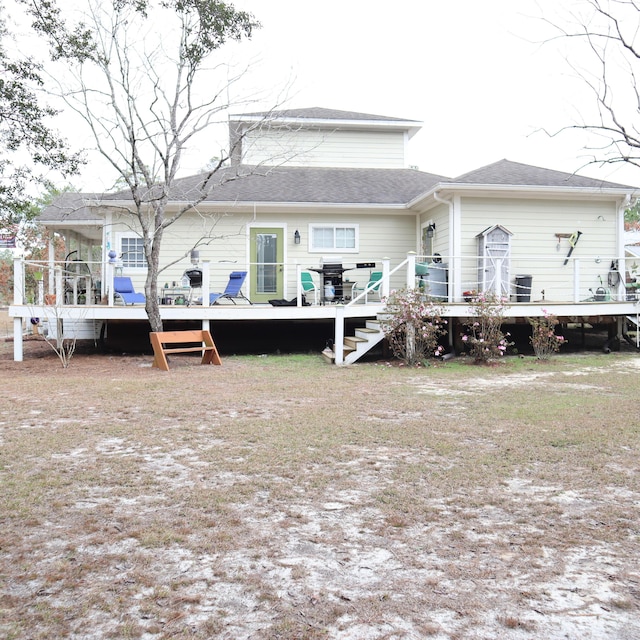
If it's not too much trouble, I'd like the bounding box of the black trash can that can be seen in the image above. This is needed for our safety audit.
[515,275,532,302]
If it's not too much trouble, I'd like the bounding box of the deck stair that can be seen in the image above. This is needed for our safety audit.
[321,318,385,364]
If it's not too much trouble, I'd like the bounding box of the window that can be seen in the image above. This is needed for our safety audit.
[310,224,358,252]
[120,236,147,268]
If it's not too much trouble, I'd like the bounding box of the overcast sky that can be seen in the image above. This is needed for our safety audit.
[200,0,638,187]
[41,0,638,190]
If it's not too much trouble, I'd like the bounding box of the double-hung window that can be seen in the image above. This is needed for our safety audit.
[120,236,147,268]
[309,224,358,253]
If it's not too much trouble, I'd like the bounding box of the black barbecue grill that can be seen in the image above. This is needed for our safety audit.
[308,258,372,304]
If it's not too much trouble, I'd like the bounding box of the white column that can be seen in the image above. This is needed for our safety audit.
[202,261,210,307]
[55,267,63,305]
[107,263,115,306]
[382,257,391,299]
[573,259,580,303]
[13,257,24,305]
[13,317,23,362]
[406,252,416,290]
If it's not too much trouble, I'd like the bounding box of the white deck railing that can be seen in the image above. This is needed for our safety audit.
[11,252,638,308]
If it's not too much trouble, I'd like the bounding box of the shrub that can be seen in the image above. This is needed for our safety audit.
[462,291,512,363]
[381,288,447,365]
[529,311,566,360]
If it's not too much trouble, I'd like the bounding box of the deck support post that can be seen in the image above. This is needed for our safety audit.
[334,304,345,365]
[296,264,302,307]
[382,257,391,299]
[406,253,416,290]
[12,257,24,362]
[202,261,210,307]
[13,317,23,362]
[13,257,23,305]
[107,263,115,306]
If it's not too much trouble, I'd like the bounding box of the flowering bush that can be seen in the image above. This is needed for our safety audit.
[381,288,447,365]
[528,311,566,360]
[462,291,512,363]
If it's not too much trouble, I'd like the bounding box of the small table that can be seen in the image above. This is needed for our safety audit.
[159,287,190,305]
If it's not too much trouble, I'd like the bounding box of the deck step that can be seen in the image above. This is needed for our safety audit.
[344,335,368,349]
[321,343,356,364]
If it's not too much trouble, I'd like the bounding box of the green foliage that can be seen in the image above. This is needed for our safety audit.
[462,291,512,363]
[0,6,81,225]
[529,311,566,360]
[23,0,259,65]
[625,199,640,228]
[381,288,447,366]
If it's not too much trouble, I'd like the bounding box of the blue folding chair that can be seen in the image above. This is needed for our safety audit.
[114,277,146,305]
[209,271,252,304]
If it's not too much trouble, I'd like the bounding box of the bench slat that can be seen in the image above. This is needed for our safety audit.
[162,346,217,354]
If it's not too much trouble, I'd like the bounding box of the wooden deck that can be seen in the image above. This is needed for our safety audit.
[8,298,640,362]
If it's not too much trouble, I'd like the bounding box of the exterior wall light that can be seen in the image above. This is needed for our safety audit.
[294,229,301,244]
[426,223,436,239]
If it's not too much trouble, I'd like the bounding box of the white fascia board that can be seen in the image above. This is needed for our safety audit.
[170,201,408,214]
[88,199,409,215]
[407,182,640,209]
[231,114,422,138]
[40,219,104,227]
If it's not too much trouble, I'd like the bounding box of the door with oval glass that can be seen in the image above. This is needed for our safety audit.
[249,227,284,303]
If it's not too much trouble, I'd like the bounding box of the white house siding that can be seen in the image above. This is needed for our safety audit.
[419,204,450,260]
[110,208,416,300]
[458,197,619,301]
[274,210,415,296]
[241,128,407,168]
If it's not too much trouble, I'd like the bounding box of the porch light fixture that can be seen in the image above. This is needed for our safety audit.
[190,249,200,265]
[294,229,301,245]
[426,223,436,239]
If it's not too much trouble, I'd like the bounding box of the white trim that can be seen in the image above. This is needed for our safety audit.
[247,222,288,298]
[307,223,359,253]
[115,232,147,270]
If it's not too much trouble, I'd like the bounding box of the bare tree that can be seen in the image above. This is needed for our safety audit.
[540,0,640,175]
[21,0,264,332]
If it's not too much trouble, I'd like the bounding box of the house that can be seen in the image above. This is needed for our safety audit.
[10,107,640,362]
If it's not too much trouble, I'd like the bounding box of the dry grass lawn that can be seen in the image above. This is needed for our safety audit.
[1,329,639,639]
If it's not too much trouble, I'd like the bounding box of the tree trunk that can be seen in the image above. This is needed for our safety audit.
[145,225,164,333]
[406,321,416,365]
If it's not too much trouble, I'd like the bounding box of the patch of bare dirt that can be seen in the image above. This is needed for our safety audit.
[1,338,639,639]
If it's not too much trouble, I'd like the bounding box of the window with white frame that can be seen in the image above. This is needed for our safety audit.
[120,236,147,268]
[309,224,358,252]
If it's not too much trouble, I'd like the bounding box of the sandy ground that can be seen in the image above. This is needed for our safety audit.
[1,317,640,639]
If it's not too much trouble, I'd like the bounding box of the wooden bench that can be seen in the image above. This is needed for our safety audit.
[149,329,222,371]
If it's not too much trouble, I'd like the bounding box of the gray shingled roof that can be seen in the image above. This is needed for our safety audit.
[230,107,418,123]
[39,159,638,224]
[100,165,448,205]
[452,159,637,190]
[38,191,104,223]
